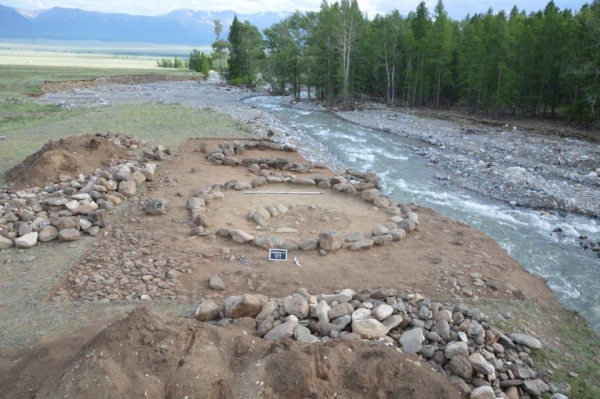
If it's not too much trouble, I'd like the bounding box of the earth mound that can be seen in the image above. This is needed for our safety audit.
[0,308,462,399]
[5,134,129,190]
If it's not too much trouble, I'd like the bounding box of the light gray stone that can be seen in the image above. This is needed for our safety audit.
[316,300,331,323]
[468,353,495,375]
[145,197,170,215]
[298,237,319,251]
[231,230,254,244]
[284,294,309,319]
[399,328,424,355]
[117,180,137,197]
[209,275,225,290]
[264,320,298,340]
[15,232,38,248]
[469,386,495,399]
[352,319,388,339]
[371,304,394,321]
[0,235,14,249]
[58,228,80,242]
[450,355,473,379]
[360,189,380,202]
[445,341,469,359]
[350,239,374,251]
[510,333,542,349]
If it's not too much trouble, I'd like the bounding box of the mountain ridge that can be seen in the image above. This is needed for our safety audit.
[0,4,291,45]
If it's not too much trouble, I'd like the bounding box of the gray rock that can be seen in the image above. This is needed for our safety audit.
[15,232,38,248]
[313,321,339,337]
[445,341,469,359]
[0,235,14,249]
[360,189,380,202]
[371,304,394,321]
[332,315,352,330]
[468,353,495,375]
[345,232,364,242]
[233,181,252,190]
[351,308,371,321]
[225,294,268,318]
[510,333,542,349]
[373,234,393,246]
[350,239,374,251]
[431,320,452,342]
[523,380,541,397]
[298,237,319,251]
[381,315,402,331]
[117,180,137,197]
[328,304,351,320]
[195,300,220,321]
[145,197,170,215]
[373,197,390,208]
[469,386,495,399]
[507,364,537,379]
[551,394,569,399]
[264,320,298,340]
[399,328,424,355]
[450,355,474,379]
[186,197,206,210]
[231,230,254,243]
[293,324,312,339]
[318,230,344,251]
[398,219,416,232]
[297,334,320,344]
[209,275,225,290]
[283,294,309,319]
[372,225,389,236]
[58,229,80,242]
[389,229,406,241]
[352,319,388,339]
[316,300,331,323]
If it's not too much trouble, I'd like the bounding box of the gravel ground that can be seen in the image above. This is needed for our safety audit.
[332,104,600,217]
[38,79,600,217]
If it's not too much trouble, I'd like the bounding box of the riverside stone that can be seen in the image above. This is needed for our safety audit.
[468,353,495,375]
[15,232,38,248]
[469,386,496,399]
[283,294,309,318]
[352,319,388,339]
[399,328,424,354]
[361,189,380,202]
[445,342,469,359]
[0,235,13,249]
[226,294,268,319]
[264,320,298,340]
[195,300,220,321]
[450,355,474,379]
[118,180,137,197]
[231,230,254,243]
[144,197,170,215]
[318,230,344,251]
[372,304,394,321]
[209,275,225,290]
[350,239,374,251]
[58,229,80,242]
[510,333,542,349]
[298,237,319,251]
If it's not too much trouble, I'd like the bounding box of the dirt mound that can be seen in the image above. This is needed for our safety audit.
[0,308,462,399]
[5,134,129,189]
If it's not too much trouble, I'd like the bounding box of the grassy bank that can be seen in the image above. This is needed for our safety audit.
[0,64,246,185]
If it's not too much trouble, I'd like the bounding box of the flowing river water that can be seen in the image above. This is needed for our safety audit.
[245,95,600,330]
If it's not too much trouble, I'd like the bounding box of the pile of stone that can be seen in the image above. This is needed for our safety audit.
[184,174,419,252]
[94,132,147,150]
[196,288,571,399]
[0,151,162,250]
[60,229,192,302]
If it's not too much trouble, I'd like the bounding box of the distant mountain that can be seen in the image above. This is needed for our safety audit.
[0,4,291,45]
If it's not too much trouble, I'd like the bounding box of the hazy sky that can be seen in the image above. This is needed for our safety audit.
[1,0,590,19]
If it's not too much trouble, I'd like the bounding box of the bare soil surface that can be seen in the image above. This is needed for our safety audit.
[0,308,463,399]
[5,134,129,190]
[52,138,559,306]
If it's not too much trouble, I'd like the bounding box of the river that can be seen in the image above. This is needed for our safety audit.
[245,95,600,330]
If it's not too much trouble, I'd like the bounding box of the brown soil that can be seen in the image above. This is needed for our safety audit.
[5,134,129,190]
[39,74,200,95]
[0,137,563,398]
[0,308,463,399]
[64,138,558,306]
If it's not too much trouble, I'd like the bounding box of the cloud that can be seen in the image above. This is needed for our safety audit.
[1,0,590,18]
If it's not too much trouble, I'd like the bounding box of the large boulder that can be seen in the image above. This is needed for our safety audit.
[225,294,268,319]
[318,230,344,251]
[195,300,220,321]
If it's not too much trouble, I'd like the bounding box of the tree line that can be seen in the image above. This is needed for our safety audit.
[217,0,600,125]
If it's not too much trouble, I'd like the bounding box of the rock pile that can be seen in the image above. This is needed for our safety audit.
[196,288,571,399]
[0,148,164,250]
[184,164,419,253]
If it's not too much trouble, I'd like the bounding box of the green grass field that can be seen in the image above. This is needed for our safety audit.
[0,62,243,186]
